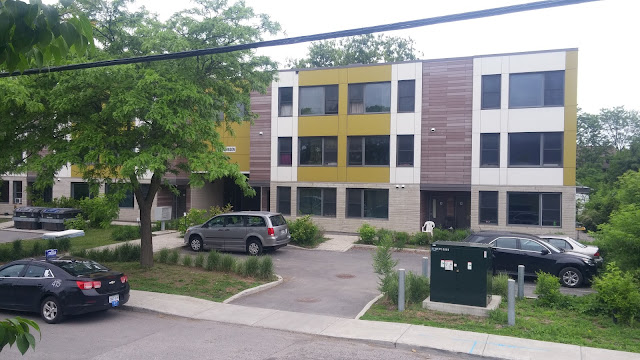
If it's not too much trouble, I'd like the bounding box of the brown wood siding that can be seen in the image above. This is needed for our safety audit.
[421,59,473,185]
[249,89,272,182]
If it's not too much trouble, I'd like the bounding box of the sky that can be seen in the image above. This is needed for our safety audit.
[112,0,640,113]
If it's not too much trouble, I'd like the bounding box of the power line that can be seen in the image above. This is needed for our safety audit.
[0,0,598,78]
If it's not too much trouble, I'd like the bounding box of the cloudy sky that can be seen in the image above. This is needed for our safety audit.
[124,0,640,113]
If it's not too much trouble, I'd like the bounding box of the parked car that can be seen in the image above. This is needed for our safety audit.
[465,231,599,288]
[538,235,602,262]
[0,256,130,323]
[184,211,290,255]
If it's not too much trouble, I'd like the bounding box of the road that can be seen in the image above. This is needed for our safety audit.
[0,229,42,243]
[0,308,484,360]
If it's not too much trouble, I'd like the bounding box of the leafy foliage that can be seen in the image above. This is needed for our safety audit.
[534,271,565,308]
[411,232,432,246]
[287,215,323,247]
[592,263,640,325]
[0,317,40,355]
[63,214,88,230]
[178,204,233,235]
[492,273,510,298]
[372,233,398,278]
[72,243,140,262]
[111,225,140,242]
[358,223,376,244]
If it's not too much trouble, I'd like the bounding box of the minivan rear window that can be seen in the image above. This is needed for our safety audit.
[269,215,287,226]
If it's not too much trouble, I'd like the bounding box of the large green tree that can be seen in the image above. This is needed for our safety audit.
[288,34,421,68]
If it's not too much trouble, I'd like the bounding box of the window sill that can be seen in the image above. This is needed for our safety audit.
[346,217,389,220]
[397,110,416,114]
[478,222,499,225]
[480,165,500,168]
[396,164,415,168]
[507,223,562,228]
[299,114,338,117]
[348,112,391,115]
[507,165,563,168]
[508,105,564,110]
[346,165,390,168]
[277,165,293,167]
[298,165,338,167]
[480,107,501,111]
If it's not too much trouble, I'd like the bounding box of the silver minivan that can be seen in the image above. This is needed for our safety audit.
[183,211,290,255]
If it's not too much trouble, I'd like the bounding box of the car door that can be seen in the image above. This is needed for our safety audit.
[202,216,225,250]
[12,264,52,311]
[0,264,27,309]
[518,238,557,276]
[490,237,520,275]
[222,215,247,252]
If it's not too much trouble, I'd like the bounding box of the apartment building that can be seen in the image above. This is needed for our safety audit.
[1,48,577,235]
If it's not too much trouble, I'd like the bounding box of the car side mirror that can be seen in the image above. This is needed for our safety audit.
[541,248,550,255]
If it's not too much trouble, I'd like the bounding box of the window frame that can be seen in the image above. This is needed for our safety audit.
[508,132,563,167]
[509,71,565,109]
[276,186,291,215]
[478,191,498,225]
[298,136,338,167]
[298,85,339,116]
[297,187,336,217]
[481,74,501,110]
[278,87,293,117]
[278,137,292,166]
[397,80,416,113]
[507,192,562,227]
[346,188,389,219]
[348,82,392,114]
[347,136,390,166]
[0,180,9,203]
[480,133,500,167]
[105,183,134,208]
[70,182,93,200]
[396,135,414,167]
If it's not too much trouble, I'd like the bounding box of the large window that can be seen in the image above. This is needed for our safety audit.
[298,188,336,217]
[397,80,415,112]
[508,192,561,227]
[480,133,500,167]
[299,85,338,115]
[278,137,292,166]
[105,183,134,208]
[299,137,337,166]
[0,181,8,203]
[71,182,92,200]
[509,71,564,108]
[479,191,498,224]
[348,136,390,166]
[276,187,291,215]
[278,87,293,117]
[346,189,389,219]
[509,132,562,167]
[481,74,501,109]
[13,181,23,203]
[396,135,414,167]
[348,82,391,114]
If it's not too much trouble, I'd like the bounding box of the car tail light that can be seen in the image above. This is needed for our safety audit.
[92,281,101,289]
[268,227,275,236]
[594,251,600,257]
[76,281,93,290]
[121,275,128,283]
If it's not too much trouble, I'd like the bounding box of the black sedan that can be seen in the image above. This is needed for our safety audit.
[0,256,130,323]
[465,231,598,288]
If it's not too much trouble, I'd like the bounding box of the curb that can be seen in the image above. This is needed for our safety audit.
[222,274,284,304]
[355,293,384,319]
[352,244,431,254]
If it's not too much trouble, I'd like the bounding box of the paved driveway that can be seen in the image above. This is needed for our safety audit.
[0,230,42,243]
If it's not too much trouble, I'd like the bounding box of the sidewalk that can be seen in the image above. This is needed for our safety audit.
[124,290,638,360]
[92,230,184,252]
[315,233,358,252]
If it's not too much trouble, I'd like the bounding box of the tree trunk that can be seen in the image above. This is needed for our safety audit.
[139,201,154,267]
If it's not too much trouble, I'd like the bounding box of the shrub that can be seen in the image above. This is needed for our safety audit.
[31,241,45,257]
[47,238,57,251]
[206,251,221,271]
[99,248,114,263]
[11,240,23,259]
[219,254,236,272]
[195,253,205,268]
[373,235,398,278]
[451,229,471,241]
[242,256,261,278]
[79,196,120,229]
[411,232,432,246]
[534,271,565,308]
[406,272,430,304]
[358,223,377,244]
[259,256,274,280]
[0,247,10,262]
[594,204,640,272]
[178,208,208,235]
[64,214,88,230]
[394,231,410,249]
[492,273,509,298]
[381,273,399,305]
[182,254,193,267]
[592,262,640,325]
[116,243,133,262]
[112,226,140,241]
[157,248,169,264]
[58,237,71,252]
[167,249,180,265]
[288,216,323,247]
[376,228,393,244]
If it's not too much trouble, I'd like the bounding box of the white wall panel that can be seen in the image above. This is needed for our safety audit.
[508,52,565,73]
[506,168,564,186]
[471,133,480,168]
[508,107,565,133]
[478,168,500,185]
[277,118,294,136]
[480,110,501,133]
[277,71,295,87]
[397,63,416,80]
[472,75,481,111]
[396,113,416,134]
[480,56,502,74]
[473,57,482,76]
[395,168,414,184]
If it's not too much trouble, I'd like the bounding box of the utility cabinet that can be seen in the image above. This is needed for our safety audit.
[430,241,493,307]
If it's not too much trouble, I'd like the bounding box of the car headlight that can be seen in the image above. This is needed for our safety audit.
[582,258,595,266]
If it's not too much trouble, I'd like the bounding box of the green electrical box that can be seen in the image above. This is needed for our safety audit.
[430,241,493,307]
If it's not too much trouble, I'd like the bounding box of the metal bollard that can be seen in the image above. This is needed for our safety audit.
[398,269,406,312]
[422,257,429,278]
[517,265,525,299]
[508,279,515,326]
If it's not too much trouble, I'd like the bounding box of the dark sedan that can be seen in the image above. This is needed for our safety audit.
[465,231,598,288]
[0,256,130,323]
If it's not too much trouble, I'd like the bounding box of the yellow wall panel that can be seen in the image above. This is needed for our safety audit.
[227,121,251,137]
[564,50,578,186]
[346,167,389,183]
[338,83,348,115]
[565,50,578,70]
[564,105,577,132]
[564,130,576,186]
[347,65,391,84]
[564,69,578,107]
[298,116,339,136]
[298,69,342,86]
[346,114,390,135]
[71,165,82,178]
[227,154,250,172]
[297,167,339,182]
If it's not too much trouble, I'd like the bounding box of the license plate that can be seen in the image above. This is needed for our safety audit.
[109,294,120,307]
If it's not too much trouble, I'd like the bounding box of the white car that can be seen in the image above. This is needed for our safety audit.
[539,235,602,262]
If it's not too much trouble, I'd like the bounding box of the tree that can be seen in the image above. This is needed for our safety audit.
[16,0,279,267]
[0,0,93,73]
[576,108,609,186]
[288,34,421,68]
[0,317,40,355]
[598,106,640,151]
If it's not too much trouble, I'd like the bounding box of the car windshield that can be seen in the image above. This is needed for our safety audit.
[53,260,109,276]
[269,215,286,226]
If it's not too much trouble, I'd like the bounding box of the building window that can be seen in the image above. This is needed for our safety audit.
[299,85,338,115]
[508,192,561,226]
[396,135,414,167]
[71,182,92,200]
[348,136,390,166]
[298,187,336,217]
[509,132,562,167]
[278,137,292,166]
[346,189,389,219]
[276,187,291,215]
[348,82,391,114]
[479,191,498,224]
[278,87,293,117]
[509,71,564,108]
[397,80,415,112]
[13,181,22,204]
[480,133,500,167]
[481,74,501,109]
[105,183,134,208]
[299,137,337,166]
[0,181,8,203]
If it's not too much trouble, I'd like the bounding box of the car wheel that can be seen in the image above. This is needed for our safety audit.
[246,238,263,256]
[559,267,583,288]
[190,236,203,252]
[41,296,63,324]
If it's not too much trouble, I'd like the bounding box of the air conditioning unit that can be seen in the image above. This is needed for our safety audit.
[14,198,22,204]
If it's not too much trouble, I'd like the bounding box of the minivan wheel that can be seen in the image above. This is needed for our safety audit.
[190,236,203,252]
[559,267,583,288]
[247,238,263,256]
[41,296,63,324]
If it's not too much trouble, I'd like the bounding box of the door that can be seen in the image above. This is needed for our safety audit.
[222,215,247,252]
[430,196,448,228]
[491,237,520,275]
[0,264,27,309]
[202,216,225,250]
[455,196,470,229]
[518,238,557,276]
[12,264,51,311]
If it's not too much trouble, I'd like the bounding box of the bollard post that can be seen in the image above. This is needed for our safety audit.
[508,279,515,326]
[161,221,166,231]
[422,257,429,278]
[398,269,406,312]
[517,265,525,299]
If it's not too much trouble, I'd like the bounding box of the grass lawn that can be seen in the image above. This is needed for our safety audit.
[0,218,10,223]
[106,262,268,302]
[361,298,640,353]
